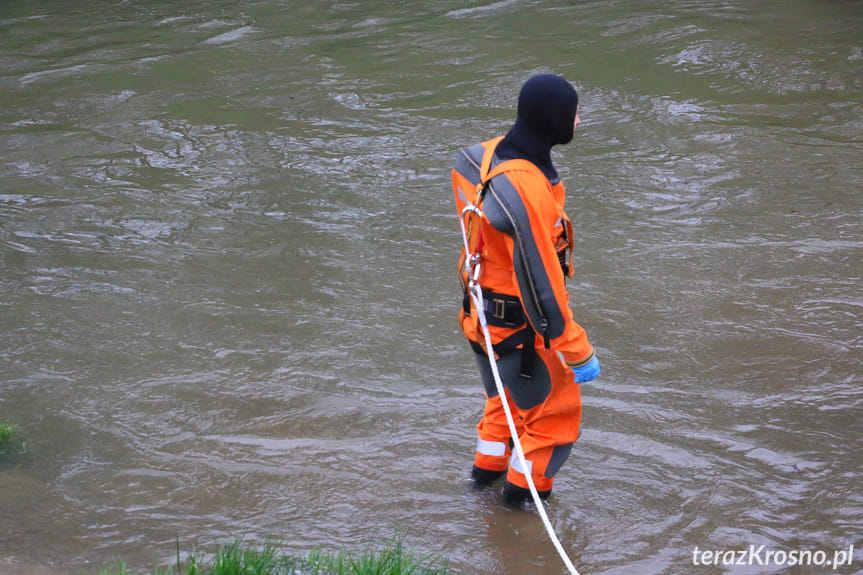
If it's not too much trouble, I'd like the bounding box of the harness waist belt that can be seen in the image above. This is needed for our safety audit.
[464,291,525,328]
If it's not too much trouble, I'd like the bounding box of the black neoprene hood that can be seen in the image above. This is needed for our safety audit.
[496,74,579,181]
[517,73,579,146]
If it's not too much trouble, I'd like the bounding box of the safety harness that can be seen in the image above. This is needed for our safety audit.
[457,138,574,379]
[456,141,583,575]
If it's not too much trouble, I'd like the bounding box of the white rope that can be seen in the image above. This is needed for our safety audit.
[468,281,582,575]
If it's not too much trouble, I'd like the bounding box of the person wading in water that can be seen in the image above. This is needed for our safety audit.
[452,73,600,507]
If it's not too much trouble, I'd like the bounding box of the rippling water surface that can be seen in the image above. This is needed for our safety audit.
[1,2,862,574]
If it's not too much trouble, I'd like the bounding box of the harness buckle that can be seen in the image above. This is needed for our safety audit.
[492,298,506,320]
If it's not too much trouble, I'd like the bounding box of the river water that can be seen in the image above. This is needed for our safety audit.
[1,1,861,574]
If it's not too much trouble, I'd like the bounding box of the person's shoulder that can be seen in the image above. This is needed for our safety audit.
[453,141,487,172]
[493,167,563,211]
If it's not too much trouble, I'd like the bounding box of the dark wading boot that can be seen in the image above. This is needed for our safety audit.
[471,465,506,488]
[501,481,551,509]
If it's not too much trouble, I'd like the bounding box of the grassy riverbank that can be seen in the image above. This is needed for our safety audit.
[0,425,449,575]
[98,539,451,575]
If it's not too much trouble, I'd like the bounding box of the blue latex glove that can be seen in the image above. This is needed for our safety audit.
[572,356,600,383]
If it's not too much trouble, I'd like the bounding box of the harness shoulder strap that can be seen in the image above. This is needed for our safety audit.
[477,136,504,195]
[479,138,543,184]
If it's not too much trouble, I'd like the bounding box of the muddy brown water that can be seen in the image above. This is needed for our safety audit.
[1,2,862,574]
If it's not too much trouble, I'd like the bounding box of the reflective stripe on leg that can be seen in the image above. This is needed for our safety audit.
[509,451,533,476]
[476,437,507,457]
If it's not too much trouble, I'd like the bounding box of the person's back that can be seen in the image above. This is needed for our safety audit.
[451,73,601,507]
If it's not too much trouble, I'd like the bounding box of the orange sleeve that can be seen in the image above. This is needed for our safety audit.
[488,168,594,365]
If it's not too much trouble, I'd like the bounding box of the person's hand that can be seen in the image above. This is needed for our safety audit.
[571,356,600,383]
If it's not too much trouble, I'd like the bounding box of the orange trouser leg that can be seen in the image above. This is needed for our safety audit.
[473,346,581,492]
[475,388,524,472]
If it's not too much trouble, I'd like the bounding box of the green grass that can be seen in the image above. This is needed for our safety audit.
[305,539,449,575]
[0,423,16,453]
[96,539,450,575]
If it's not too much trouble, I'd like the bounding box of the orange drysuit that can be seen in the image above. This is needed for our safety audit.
[454,136,595,493]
